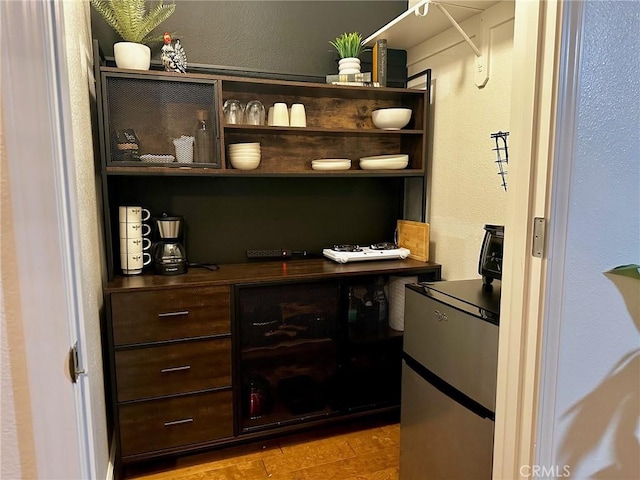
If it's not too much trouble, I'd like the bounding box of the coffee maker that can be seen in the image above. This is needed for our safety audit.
[153,214,188,275]
[478,224,504,285]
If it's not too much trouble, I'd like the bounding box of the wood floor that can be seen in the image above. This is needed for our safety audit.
[123,419,401,480]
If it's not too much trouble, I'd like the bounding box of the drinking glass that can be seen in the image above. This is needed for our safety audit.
[245,100,265,125]
[223,99,244,124]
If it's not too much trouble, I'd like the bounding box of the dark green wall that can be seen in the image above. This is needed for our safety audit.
[93,1,411,267]
[91,1,406,78]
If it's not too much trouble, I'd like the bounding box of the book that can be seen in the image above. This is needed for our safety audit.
[330,81,381,87]
[325,72,372,83]
[373,39,388,87]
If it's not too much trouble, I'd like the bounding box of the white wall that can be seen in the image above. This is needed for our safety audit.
[407,1,514,280]
[1,94,37,480]
[62,1,111,478]
[547,1,640,478]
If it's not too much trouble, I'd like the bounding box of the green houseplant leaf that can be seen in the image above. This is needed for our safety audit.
[330,32,365,59]
[91,0,176,45]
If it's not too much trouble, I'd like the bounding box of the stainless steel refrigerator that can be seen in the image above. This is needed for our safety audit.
[400,279,501,479]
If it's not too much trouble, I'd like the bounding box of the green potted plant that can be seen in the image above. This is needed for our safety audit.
[90,0,176,70]
[329,32,365,74]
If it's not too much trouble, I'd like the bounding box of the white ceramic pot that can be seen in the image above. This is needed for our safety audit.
[338,57,361,75]
[114,42,151,70]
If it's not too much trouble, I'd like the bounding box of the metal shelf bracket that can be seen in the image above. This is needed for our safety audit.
[423,1,490,87]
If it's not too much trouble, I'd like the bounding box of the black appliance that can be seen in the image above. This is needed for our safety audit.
[479,224,504,285]
[152,214,188,275]
[400,279,501,479]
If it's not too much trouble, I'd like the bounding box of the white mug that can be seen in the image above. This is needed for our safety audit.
[119,206,151,223]
[121,252,152,275]
[272,102,289,127]
[267,106,274,126]
[119,222,151,239]
[120,237,151,254]
[290,103,307,127]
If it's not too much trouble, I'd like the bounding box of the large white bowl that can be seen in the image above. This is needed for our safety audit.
[372,108,412,130]
[311,159,351,171]
[230,157,260,170]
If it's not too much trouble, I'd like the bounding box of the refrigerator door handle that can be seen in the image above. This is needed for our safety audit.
[403,352,495,421]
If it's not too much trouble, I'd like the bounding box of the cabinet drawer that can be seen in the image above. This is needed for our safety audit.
[115,338,231,402]
[110,286,230,346]
[119,390,233,457]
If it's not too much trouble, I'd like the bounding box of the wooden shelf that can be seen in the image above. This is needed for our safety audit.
[223,125,423,135]
[105,165,425,177]
[241,338,336,361]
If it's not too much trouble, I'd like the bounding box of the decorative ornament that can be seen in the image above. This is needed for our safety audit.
[490,131,509,191]
[161,32,187,73]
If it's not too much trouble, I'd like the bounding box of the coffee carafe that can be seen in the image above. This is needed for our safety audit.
[153,214,188,275]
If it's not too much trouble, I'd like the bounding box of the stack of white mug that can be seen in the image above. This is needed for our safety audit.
[119,206,152,275]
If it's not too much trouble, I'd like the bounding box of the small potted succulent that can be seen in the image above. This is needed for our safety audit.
[330,32,365,74]
[90,0,176,70]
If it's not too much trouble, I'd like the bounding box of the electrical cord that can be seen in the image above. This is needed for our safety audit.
[188,262,219,271]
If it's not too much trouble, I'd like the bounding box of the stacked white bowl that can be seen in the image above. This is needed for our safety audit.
[228,142,261,170]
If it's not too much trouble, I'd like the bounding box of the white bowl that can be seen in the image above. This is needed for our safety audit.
[359,154,409,170]
[228,142,260,148]
[228,146,261,153]
[140,154,175,163]
[311,159,351,171]
[228,144,260,150]
[229,150,260,157]
[230,157,260,170]
[229,153,261,161]
[372,108,412,130]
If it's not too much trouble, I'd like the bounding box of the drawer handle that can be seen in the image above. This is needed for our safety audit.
[158,310,190,318]
[160,365,191,373]
[163,418,194,427]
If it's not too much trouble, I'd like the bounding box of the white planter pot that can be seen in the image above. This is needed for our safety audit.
[338,57,361,75]
[114,42,151,70]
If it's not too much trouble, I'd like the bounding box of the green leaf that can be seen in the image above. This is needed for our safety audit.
[329,32,364,58]
[90,0,175,44]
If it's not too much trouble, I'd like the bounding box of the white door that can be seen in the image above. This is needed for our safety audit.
[493,0,563,476]
[1,1,97,478]
[495,0,639,478]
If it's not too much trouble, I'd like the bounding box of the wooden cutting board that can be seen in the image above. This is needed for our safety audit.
[397,220,430,262]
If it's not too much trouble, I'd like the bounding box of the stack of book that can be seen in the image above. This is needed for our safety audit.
[325,72,379,87]
[372,39,387,87]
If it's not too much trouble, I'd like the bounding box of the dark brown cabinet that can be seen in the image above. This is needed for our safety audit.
[105,260,441,468]
[118,390,233,457]
[96,59,436,471]
[99,67,427,177]
[108,285,233,462]
[236,279,341,433]
[110,285,230,345]
[114,339,231,402]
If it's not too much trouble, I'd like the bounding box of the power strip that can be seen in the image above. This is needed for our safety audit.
[246,249,307,259]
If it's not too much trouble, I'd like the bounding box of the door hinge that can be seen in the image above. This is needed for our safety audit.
[68,342,86,384]
[532,217,545,258]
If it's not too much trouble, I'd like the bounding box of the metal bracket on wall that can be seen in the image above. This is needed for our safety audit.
[416,1,489,87]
